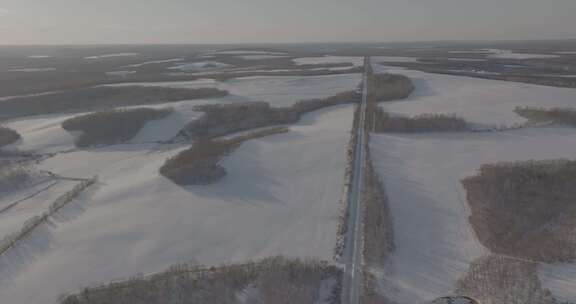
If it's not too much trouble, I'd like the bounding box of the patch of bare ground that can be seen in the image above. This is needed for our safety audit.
[160,127,289,185]
[62,108,173,147]
[515,106,576,126]
[373,109,469,133]
[462,159,576,263]
[363,145,395,267]
[456,255,555,304]
[59,256,341,304]
[0,86,228,119]
[0,126,21,148]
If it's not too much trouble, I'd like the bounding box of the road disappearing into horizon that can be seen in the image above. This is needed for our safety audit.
[341,56,370,304]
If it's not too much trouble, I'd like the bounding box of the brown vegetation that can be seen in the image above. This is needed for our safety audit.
[0,126,21,147]
[0,162,41,195]
[367,73,414,102]
[183,102,298,140]
[363,149,395,266]
[456,255,555,304]
[373,109,469,133]
[184,91,361,141]
[462,159,576,262]
[59,256,341,304]
[161,127,288,185]
[0,86,227,119]
[62,108,172,147]
[515,106,576,126]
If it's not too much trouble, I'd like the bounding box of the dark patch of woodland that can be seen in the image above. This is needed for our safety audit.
[373,109,469,133]
[62,108,173,147]
[462,159,576,262]
[160,127,288,185]
[0,86,227,119]
[59,256,341,304]
[0,126,21,147]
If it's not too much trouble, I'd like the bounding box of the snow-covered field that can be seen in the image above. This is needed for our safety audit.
[370,64,576,302]
[372,65,576,126]
[371,127,576,303]
[106,73,362,107]
[0,104,353,304]
[293,55,363,67]
[168,61,231,72]
[84,53,140,60]
[372,56,419,63]
[488,50,559,59]
[236,55,288,60]
[8,68,56,73]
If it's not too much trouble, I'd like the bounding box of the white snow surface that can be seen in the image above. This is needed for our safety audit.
[293,56,363,67]
[105,73,362,107]
[0,104,354,304]
[371,127,576,303]
[168,61,231,72]
[3,114,80,153]
[538,263,576,301]
[84,53,140,59]
[125,58,184,68]
[8,68,56,72]
[372,65,576,126]
[372,56,419,63]
[236,55,288,60]
[488,50,559,59]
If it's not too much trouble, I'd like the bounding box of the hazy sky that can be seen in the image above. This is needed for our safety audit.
[0,0,575,44]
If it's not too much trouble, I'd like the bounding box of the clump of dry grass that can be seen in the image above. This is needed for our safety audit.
[0,126,21,147]
[373,108,469,133]
[59,256,341,304]
[62,108,172,147]
[515,106,576,126]
[456,255,555,304]
[462,159,576,262]
[161,127,288,185]
[363,150,395,266]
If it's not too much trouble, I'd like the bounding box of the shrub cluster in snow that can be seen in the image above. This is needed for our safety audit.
[59,256,341,304]
[62,108,173,147]
[515,106,576,127]
[362,147,395,267]
[292,91,361,114]
[161,127,288,185]
[0,126,21,147]
[183,102,299,140]
[456,255,555,304]
[0,86,228,119]
[367,73,414,102]
[0,162,40,196]
[373,109,469,133]
[462,159,576,263]
[184,91,361,141]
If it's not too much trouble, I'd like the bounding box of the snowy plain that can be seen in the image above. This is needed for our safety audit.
[372,64,576,126]
[370,64,576,302]
[0,104,354,304]
[371,128,576,303]
[106,73,362,108]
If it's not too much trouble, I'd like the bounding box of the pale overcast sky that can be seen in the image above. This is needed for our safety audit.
[0,0,575,44]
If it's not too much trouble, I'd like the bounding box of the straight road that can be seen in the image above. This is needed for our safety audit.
[341,56,370,304]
